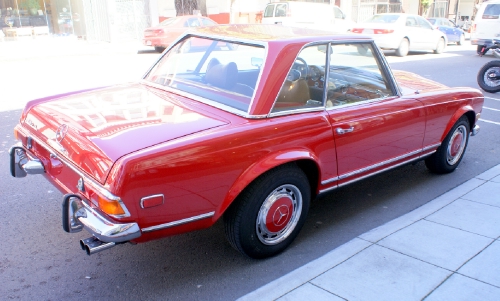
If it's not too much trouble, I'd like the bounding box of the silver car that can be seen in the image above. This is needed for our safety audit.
[352,13,447,57]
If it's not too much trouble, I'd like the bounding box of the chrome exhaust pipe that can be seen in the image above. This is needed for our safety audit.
[80,237,116,256]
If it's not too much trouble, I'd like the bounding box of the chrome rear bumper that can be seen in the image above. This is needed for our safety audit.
[62,194,141,243]
[9,143,45,178]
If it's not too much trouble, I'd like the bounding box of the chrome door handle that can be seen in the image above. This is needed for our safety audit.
[335,127,354,134]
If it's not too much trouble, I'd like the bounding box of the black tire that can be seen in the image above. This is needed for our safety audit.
[477,60,500,93]
[425,116,470,174]
[395,38,409,57]
[434,38,445,54]
[223,164,311,259]
[154,46,165,53]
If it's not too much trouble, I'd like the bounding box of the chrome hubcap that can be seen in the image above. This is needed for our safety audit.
[256,184,302,245]
[447,125,467,165]
[484,67,500,88]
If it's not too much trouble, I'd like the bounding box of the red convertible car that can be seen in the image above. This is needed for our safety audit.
[10,25,483,259]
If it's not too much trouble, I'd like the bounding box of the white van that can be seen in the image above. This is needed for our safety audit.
[262,1,354,33]
[470,0,500,53]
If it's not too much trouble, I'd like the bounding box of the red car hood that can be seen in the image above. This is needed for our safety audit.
[393,70,448,95]
[23,83,229,183]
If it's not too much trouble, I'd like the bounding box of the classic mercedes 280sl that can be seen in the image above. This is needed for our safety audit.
[10,24,483,258]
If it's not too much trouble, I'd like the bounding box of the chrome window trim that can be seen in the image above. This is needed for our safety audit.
[319,149,437,194]
[142,212,215,233]
[269,40,401,116]
[16,127,131,218]
[325,95,398,111]
[268,106,325,118]
[140,194,165,209]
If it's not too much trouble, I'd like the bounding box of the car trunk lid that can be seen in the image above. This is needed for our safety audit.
[23,83,229,183]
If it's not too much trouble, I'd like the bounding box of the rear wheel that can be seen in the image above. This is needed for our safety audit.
[434,38,445,54]
[477,60,500,93]
[223,164,311,259]
[425,116,470,174]
[395,38,409,57]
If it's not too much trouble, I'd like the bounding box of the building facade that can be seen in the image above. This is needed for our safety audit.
[0,0,483,42]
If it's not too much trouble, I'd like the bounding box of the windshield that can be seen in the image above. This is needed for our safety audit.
[145,37,266,113]
[366,14,400,23]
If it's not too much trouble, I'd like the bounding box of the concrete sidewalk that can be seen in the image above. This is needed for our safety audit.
[240,165,500,301]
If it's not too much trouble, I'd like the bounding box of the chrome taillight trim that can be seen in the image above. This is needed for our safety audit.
[142,212,215,233]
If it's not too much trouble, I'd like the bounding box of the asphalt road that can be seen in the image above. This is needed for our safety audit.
[1,40,500,300]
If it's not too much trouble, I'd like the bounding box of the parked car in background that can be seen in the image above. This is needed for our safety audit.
[262,1,354,33]
[471,0,500,55]
[10,24,483,259]
[427,18,465,45]
[142,15,217,53]
[352,13,447,57]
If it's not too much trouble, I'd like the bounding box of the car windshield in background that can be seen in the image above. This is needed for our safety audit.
[145,37,265,113]
[366,14,400,23]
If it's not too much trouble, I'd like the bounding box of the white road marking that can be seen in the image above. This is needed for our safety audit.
[483,106,500,112]
[479,118,500,125]
[485,96,500,101]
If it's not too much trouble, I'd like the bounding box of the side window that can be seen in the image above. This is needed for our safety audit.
[271,45,327,113]
[187,18,200,27]
[483,4,500,18]
[416,16,432,29]
[405,16,417,27]
[333,7,344,19]
[326,43,393,108]
[275,4,288,17]
[264,4,275,18]
[201,18,216,26]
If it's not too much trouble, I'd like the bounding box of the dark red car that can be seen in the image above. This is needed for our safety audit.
[142,15,217,52]
[10,25,483,259]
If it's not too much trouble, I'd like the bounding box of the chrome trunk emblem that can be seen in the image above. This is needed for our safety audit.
[55,124,69,143]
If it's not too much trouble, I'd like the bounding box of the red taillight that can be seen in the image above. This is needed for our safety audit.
[374,29,394,34]
[470,24,476,33]
[352,28,363,33]
[153,29,164,34]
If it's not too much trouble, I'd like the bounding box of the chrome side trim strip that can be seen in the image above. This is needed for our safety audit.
[142,212,215,233]
[423,143,441,152]
[321,176,340,186]
[339,149,421,180]
[318,149,437,195]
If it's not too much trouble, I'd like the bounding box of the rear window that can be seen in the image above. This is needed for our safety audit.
[264,4,275,18]
[483,4,500,19]
[145,37,265,114]
[366,14,400,23]
[160,17,180,26]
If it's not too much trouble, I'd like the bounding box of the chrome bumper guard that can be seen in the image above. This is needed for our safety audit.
[9,143,45,178]
[471,124,480,136]
[62,194,141,243]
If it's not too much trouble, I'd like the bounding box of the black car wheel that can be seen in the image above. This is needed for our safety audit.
[425,116,470,174]
[223,164,311,259]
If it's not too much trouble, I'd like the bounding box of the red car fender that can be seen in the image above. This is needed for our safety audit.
[213,149,320,220]
[440,105,476,141]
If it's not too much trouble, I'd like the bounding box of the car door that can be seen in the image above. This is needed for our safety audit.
[416,16,439,48]
[404,15,424,49]
[325,42,426,186]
